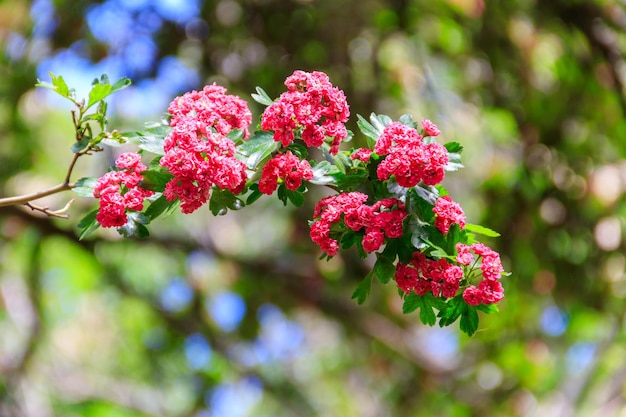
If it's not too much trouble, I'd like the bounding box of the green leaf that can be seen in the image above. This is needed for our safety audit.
[251,86,274,106]
[246,185,264,205]
[340,231,361,250]
[71,137,91,153]
[373,254,395,284]
[403,292,445,327]
[445,152,464,171]
[144,194,178,220]
[398,114,417,128]
[77,209,101,240]
[356,114,379,147]
[460,305,480,336]
[309,160,341,186]
[438,295,465,327]
[72,177,98,197]
[110,77,131,94]
[351,271,373,305]
[124,125,170,155]
[370,113,392,134]
[227,128,245,144]
[87,83,112,109]
[413,184,439,205]
[286,189,305,207]
[465,223,501,237]
[209,188,244,216]
[36,73,74,100]
[236,131,278,169]
[118,217,149,239]
[444,142,463,153]
[139,170,174,192]
[477,303,500,314]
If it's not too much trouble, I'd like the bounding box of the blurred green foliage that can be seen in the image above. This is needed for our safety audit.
[2,0,626,416]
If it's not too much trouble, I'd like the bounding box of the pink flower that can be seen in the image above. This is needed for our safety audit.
[160,90,249,214]
[94,152,154,228]
[350,148,373,162]
[456,243,474,265]
[168,84,252,138]
[309,193,405,256]
[258,151,313,195]
[421,118,441,137]
[463,286,482,306]
[261,70,350,154]
[375,122,448,188]
[433,196,466,234]
[394,252,464,298]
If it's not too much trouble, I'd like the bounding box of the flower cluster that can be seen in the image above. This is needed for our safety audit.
[395,252,464,298]
[258,151,313,195]
[168,84,252,138]
[457,243,505,305]
[261,70,350,154]
[309,192,406,257]
[375,121,449,187]
[93,152,154,227]
[433,195,466,234]
[160,87,251,213]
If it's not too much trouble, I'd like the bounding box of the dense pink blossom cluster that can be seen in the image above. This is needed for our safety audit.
[160,86,252,214]
[261,70,350,155]
[457,243,505,305]
[433,195,466,234]
[168,84,252,138]
[309,192,406,256]
[94,152,154,227]
[395,252,464,298]
[258,151,313,195]
[375,121,449,187]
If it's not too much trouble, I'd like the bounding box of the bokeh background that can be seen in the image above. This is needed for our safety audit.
[1,0,626,416]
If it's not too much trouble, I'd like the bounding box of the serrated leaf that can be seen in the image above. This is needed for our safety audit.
[110,77,131,93]
[209,188,243,215]
[251,86,274,106]
[351,271,373,305]
[398,114,416,128]
[356,114,379,147]
[36,73,74,100]
[438,295,465,327]
[309,160,340,185]
[477,303,500,314]
[87,83,112,109]
[373,254,395,284]
[227,128,245,144]
[235,131,278,169]
[246,187,263,205]
[444,142,463,153]
[72,177,98,197]
[370,113,392,133]
[403,292,444,327]
[460,305,479,336]
[144,194,177,220]
[286,189,305,207]
[139,170,174,192]
[445,152,464,171]
[413,184,439,205]
[465,223,501,237]
[77,209,100,240]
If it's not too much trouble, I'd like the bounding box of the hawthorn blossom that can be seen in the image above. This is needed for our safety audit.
[457,243,505,305]
[168,84,252,138]
[394,252,464,298]
[94,152,154,227]
[375,122,449,187]
[309,192,406,256]
[258,151,313,195]
[261,70,350,154]
[421,118,441,137]
[433,195,466,234]
[160,86,251,214]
